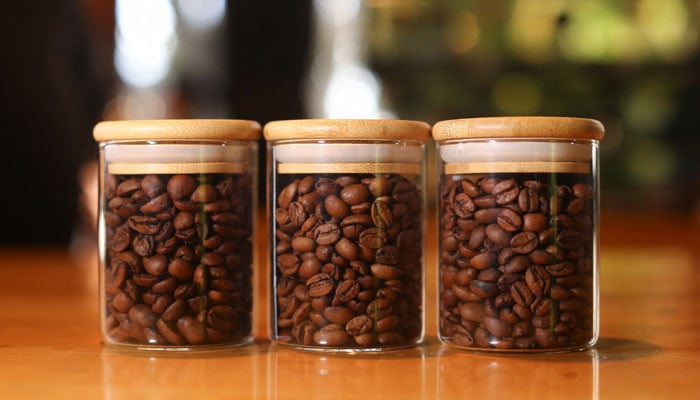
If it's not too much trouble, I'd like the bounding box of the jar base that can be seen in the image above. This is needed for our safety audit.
[439,336,598,354]
[271,339,423,354]
[102,335,255,353]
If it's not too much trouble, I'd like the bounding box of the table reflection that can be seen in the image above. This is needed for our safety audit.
[437,345,599,400]
[266,344,430,399]
[101,344,263,399]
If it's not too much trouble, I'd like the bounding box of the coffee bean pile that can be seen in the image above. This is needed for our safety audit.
[103,173,253,346]
[439,175,595,350]
[274,174,423,348]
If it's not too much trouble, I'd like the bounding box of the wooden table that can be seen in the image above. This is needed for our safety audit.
[1,212,699,399]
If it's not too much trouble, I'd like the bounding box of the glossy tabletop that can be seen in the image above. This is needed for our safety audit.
[1,212,699,399]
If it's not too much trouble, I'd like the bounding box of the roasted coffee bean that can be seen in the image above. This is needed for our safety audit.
[113,291,134,313]
[371,200,393,229]
[358,228,386,250]
[492,179,519,205]
[340,184,371,205]
[371,264,400,280]
[141,176,165,199]
[518,188,539,212]
[273,174,422,348]
[324,195,349,219]
[483,316,512,338]
[510,232,539,254]
[128,304,157,327]
[369,177,392,197]
[530,297,553,316]
[167,175,197,201]
[469,280,498,298]
[314,223,341,245]
[177,316,207,345]
[346,314,373,336]
[572,183,594,200]
[485,224,512,247]
[156,318,186,345]
[168,258,194,280]
[127,216,161,235]
[497,208,523,232]
[439,174,595,350]
[475,208,500,224]
[313,324,350,346]
[459,302,485,322]
[525,265,551,297]
[334,280,360,303]
[323,306,355,325]
[522,213,548,232]
[546,261,577,277]
[367,298,394,320]
[117,178,142,197]
[103,173,253,347]
[453,193,475,218]
[469,252,496,270]
[468,225,486,249]
[305,273,335,297]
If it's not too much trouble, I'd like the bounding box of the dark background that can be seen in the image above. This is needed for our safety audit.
[0,0,698,246]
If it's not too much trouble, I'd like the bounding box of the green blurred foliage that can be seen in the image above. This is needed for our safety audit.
[365,0,700,212]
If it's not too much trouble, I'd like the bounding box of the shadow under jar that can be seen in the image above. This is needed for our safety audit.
[432,117,604,352]
[265,119,430,352]
[93,119,260,351]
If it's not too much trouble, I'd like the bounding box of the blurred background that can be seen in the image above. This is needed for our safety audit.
[0,0,698,247]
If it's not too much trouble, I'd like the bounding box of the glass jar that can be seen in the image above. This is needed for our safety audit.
[432,117,604,352]
[93,119,261,350]
[264,119,430,351]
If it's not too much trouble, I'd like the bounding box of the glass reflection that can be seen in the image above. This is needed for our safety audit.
[436,345,599,400]
[267,344,429,399]
[102,344,262,399]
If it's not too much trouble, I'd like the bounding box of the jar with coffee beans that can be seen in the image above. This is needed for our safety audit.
[264,119,430,351]
[432,117,604,352]
[93,119,260,350]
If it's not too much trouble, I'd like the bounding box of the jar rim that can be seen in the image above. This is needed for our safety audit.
[263,119,431,142]
[93,119,261,142]
[432,116,605,141]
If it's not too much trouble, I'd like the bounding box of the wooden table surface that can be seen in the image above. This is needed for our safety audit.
[1,212,699,399]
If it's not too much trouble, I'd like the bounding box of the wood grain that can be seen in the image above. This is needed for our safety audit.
[0,212,699,399]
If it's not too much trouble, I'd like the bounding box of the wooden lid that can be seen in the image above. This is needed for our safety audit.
[93,119,261,142]
[432,116,604,141]
[263,119,431,141]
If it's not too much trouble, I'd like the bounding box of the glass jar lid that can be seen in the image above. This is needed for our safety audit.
[263,119,431,142]
[432,116,604,141]
[93,119,261,142]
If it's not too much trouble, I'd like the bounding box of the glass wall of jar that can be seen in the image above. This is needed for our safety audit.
[93,119,261,350]
[432,117,604,352]
[264,119,430,352]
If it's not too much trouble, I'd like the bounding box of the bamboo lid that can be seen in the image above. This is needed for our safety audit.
[93,119,261,142]
[432,116,604,141]
[263,119,431,141]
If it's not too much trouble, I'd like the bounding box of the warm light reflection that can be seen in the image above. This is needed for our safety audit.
[308,0,390,118]
[323,64,383,118]
[314,0,361,26]
[637,0,696,61]
[557,0,644,63]
[507,0,565,62]
[114,0,177,88]
[176,0,226,31]
[444,11,481,55]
